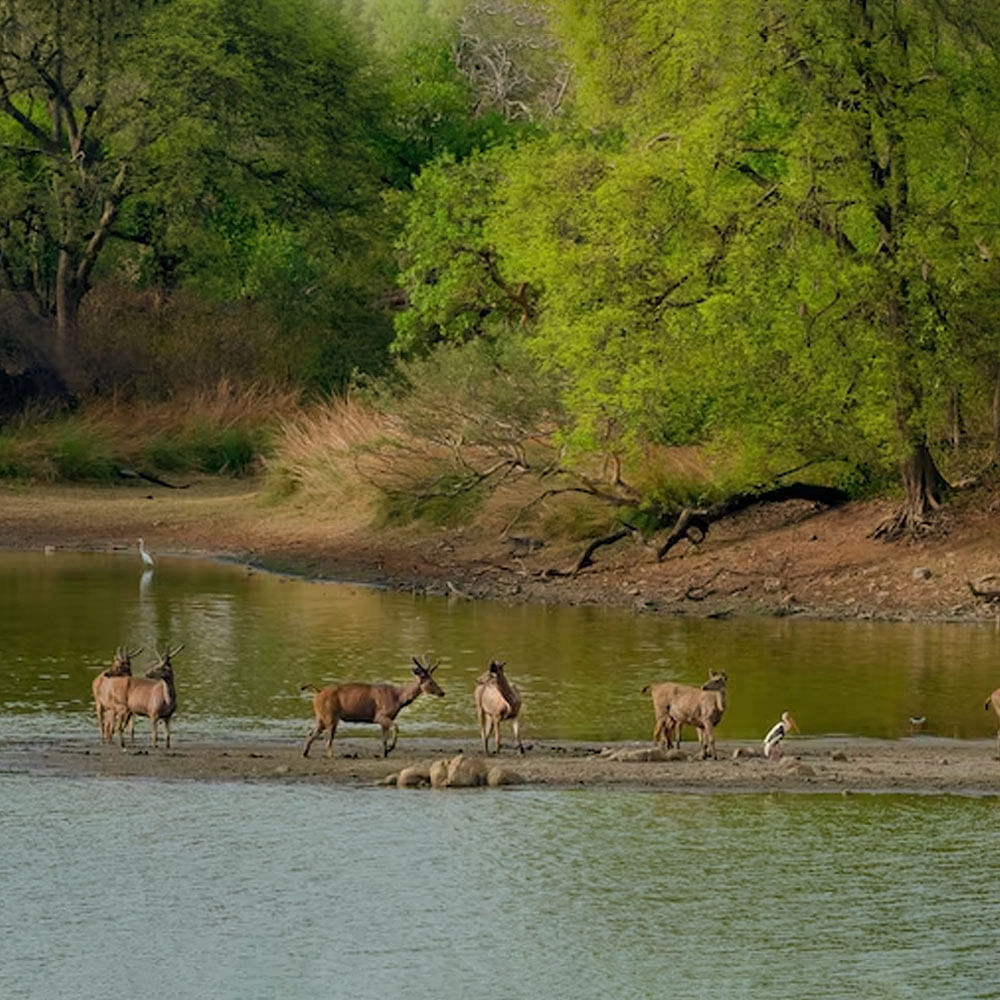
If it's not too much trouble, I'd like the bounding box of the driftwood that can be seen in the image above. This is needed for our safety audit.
[656,483,849,560]
[968,577,1000,603]
[117,467,191,489]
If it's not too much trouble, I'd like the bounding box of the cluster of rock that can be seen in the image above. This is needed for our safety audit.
[596,745,687,762]
[379,753,524,789]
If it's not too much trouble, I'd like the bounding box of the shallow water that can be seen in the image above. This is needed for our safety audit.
[4,552,1000,998]
[1,776,997,1000]
[1,550,999,748]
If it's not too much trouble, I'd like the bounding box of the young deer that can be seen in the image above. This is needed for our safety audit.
[91,646,141,742]
[474,660,524,754]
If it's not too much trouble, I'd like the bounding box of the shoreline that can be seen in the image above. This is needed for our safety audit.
[3,479,1000,624]
[3,735,1000,796]
[4,480,1000,795]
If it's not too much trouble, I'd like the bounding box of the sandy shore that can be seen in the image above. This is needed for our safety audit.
[4,735,1000,795]
[4,480,1000,794]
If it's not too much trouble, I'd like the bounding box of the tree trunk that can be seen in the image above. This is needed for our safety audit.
[54,249,85,394]
[993,363,1000,466]
[871,440,950,540]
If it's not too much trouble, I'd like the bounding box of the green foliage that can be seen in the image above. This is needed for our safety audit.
[468,0,1000,495]
[391,149,532,353]
[145,424,265,477]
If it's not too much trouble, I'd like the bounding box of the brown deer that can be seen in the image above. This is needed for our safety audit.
[642,670,728,759]
[119,645,182,749]
[301,656,445,758]
[474,660,524,754]
[91,646,141,742]
[985,687,1000,758]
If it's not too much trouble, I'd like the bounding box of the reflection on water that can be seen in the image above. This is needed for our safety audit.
[1,550,1000,745]
[0,776,997,1000]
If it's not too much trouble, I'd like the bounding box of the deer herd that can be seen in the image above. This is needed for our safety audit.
[90,646,1000,761]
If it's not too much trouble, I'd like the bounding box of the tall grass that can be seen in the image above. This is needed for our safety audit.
[264,395,388,511]
[0,381,298,482]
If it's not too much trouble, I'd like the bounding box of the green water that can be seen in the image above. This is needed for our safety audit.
[0,778,997,999]
[3,551,999,999]
[1,550,998,746]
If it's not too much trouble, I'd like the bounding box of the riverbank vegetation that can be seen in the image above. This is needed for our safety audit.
[3,1,1000,558]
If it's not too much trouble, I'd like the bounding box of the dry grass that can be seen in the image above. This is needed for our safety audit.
[0,381,300,481]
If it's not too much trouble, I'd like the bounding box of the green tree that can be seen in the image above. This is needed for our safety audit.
[391,148,536,354]
[0,0,389,392]
[519,0,1000,532]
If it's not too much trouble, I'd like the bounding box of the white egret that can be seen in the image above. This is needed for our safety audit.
[138,537,155,568]
[763,711,799,759]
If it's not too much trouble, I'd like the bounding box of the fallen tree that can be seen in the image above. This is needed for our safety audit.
[561,481,851,576]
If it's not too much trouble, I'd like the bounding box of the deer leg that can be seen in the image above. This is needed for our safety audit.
[478,707,490,753]
[324,720,338,758]
[700,722,716,760]
[302,718,324,757]
[512,717,524,754]
[150,717,158,750]
[164,718,171,750]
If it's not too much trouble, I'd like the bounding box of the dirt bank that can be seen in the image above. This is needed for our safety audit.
[4,735,1000,796]
[4,477,1000,622]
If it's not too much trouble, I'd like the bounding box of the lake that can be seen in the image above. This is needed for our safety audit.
[1,551,999,999]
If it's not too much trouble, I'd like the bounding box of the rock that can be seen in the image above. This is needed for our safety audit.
[445,753,489,788]
[602,746,669,762]
[396,764,431,788]
[830,750,848,762]
[486,766,523,787]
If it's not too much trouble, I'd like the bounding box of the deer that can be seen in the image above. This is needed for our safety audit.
[642,670,728,759]
[91,646,141,742]
[474,660,524,754]
[985,687,1000,758]
[301,656,445,759]
[118,645,182,749]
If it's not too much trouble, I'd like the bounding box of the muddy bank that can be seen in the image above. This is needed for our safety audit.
[5,478,1000,622]
[4,735,1000,796]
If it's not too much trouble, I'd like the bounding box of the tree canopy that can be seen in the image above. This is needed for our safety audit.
[394,0,1000,530]
[5,0,1000,536]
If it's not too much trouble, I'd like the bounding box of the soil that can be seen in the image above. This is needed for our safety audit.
[3,478,1000,794]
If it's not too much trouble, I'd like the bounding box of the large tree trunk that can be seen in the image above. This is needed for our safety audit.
[54,250,86,394]
[993,363,1000,466]
[871,440,950,540]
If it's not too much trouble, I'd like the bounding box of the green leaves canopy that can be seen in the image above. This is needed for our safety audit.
[394,0,1000,492]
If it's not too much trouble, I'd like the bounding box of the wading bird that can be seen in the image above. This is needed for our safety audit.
[138,538,155,568]
[763,711,799,759]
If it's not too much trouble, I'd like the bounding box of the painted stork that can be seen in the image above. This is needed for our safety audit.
[763,711,798,759]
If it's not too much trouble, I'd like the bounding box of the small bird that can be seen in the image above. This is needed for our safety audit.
[763,711,799,759]
[138,537,155,568]
[908,715,926,735]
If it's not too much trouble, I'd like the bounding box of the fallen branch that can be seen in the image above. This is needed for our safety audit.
[571,528,631,575]
[657,482,849,560]
[968,576,1000,603]
[117,467,191,489]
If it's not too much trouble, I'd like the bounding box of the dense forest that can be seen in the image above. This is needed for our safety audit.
[2,0,1000,543]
